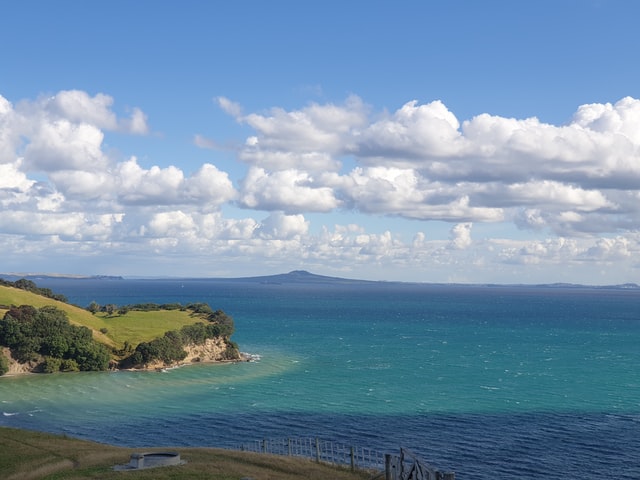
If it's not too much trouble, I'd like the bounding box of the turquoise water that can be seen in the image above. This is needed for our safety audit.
[1,279,640,478]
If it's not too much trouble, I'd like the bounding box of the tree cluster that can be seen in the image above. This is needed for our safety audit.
[86,301,205,314]
[0,305,110,374]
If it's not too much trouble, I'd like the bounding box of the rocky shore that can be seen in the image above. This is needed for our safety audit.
[1,339,250,376]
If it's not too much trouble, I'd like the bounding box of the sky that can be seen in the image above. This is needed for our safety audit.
[1,1,640,284]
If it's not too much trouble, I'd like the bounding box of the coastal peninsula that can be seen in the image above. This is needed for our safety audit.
[0,279,241,376]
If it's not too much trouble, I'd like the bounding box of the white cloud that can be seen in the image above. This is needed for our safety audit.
[24,120,108,172]
[3,89,640,283]
[0,95,20,164]
[572,96,640,143]
[448,223,472,250]
[585,236,632,260]
[239,149,341,172]
[0,210,97,239]
[239,167,340,212]
[0,160,34,190]
[331,167,504,222]
[120,107,149,135]
[115,158,236,207]
[148,210,196,237]
[47,90,149,134]
[49,170,112,200]
[241,96,367,153]
[216,96,243,118]
[221,96,367,172]
[227,95,640,237]
[257,212,309,239]
[116,158,185,204]
[184,163,237,205]
[47,90,118,129]
[357,100,466,160]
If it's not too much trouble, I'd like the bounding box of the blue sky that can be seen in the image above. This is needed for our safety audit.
[1,1,640,283]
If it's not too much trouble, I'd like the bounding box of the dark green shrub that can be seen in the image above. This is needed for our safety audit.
[42,357,62,373]
[0,353,8,376]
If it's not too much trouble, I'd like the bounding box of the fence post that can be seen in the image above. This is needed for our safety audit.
[350,445,355,471]
[262,439,266,453]
[385,454,398,480]
[315,437,320,463]
[288,438,292,456]
[442,473,455,480]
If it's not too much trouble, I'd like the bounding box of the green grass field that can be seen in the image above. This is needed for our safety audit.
[0,427,372,480]
[93,309,205,348]
[0,285,209,350]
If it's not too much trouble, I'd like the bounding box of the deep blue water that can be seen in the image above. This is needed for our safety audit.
[1,278,640,479]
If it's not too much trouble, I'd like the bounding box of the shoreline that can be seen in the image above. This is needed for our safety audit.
[1,351,259,378]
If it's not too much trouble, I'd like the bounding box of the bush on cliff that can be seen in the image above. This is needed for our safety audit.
[120,308,237,368]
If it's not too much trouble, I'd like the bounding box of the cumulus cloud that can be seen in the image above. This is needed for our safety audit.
[257,212,309,239]
[221,95,640,238]
[0,160,34,190]
[239,167,339,213]
[46,90,149,134]
[47,90,119,129]
[113,158,237,207]
[116,158,185,204]
[448,223,472,250]
[3,89,640,282]
[221,95,368,172]
[0,209,123,241]
[24,120,108,172]
[330,167,504,222]
[357,99,466,159]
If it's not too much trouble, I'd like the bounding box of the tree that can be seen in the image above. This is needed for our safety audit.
[14,278,37,292]
[87,301,100,314]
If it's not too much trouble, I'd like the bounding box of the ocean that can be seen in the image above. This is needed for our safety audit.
[1,277,639,479]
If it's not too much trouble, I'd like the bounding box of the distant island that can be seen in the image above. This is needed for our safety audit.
[0,269,638,290]
[0,278,241,376]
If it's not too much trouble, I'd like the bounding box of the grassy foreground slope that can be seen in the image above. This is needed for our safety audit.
[0,285,207,350]
[0,427,371,480]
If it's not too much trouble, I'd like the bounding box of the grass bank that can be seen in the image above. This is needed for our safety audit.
[0,427,373,480]
[0,286,115,348]
[0,285,209,350]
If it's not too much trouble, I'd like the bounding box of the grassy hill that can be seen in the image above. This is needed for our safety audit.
[0,285,115,348]
[0,427,371,480]
[0,285,212,351]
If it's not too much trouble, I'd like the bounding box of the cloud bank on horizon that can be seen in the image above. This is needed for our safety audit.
[1,89,639,283]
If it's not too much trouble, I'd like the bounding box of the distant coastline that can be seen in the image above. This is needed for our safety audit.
[1,270,638,290]
[0,273,124,281]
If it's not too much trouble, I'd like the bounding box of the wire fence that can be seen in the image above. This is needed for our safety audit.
[235,437,387,472]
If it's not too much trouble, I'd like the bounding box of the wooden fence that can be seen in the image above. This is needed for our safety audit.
[234,438,455,479]
[236,437,386,471]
